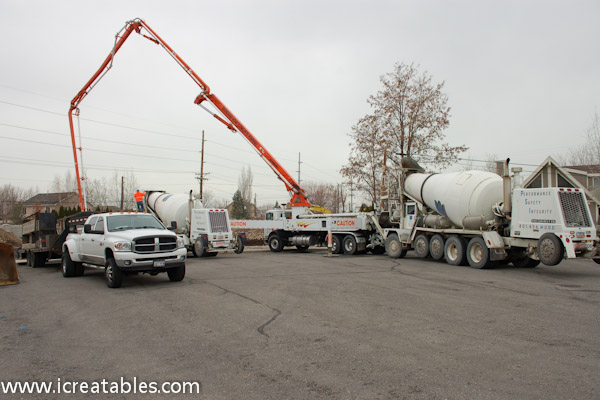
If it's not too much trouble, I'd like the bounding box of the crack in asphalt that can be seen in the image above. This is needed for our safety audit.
[204,281,282,339]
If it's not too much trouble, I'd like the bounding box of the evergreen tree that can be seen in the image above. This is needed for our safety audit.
[231,190,248,219]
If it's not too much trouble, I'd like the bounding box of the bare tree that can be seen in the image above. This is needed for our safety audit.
[238,166,253,206]
[342,62,467,206]
[560,112,600,166]
[0,184,35,223]
[303,181,338,212]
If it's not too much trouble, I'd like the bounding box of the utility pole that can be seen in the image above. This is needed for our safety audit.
[120,176,124,210]
[195,130,207,200]
[296,152,302,186]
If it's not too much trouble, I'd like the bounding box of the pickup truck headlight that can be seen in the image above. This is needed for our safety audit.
[114,241,132,252]
[177,237,185,249]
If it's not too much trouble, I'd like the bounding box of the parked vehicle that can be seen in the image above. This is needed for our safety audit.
[20,211,91,267]
[382,157,600,268]
[62,212,187,288]
[145,190,245,257]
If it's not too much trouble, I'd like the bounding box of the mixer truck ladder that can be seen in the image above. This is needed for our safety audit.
[68,18,311,211]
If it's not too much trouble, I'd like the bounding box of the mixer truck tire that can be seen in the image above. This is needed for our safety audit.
[594,258,600,265]
[466,237,493,269]
[342,235,357,255]
[385,234,406,259]
[167,265,185,282]
[234,236,245,254]
[429,234,445,260]
[444,236,467,266]
[332,235,342,254]
[414,234,429,259]
[192,241,206,258]
[538,233,564,266]
[268,234,284,252]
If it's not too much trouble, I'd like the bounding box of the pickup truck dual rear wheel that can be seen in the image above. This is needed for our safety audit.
[105,258,123,288]
[62,252,76,277]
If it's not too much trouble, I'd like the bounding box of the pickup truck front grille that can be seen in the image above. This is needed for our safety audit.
[133,236,177,253]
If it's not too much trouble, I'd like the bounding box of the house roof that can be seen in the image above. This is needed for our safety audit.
[522,156,600,205]
[23,192,78,206]
[564,165,600,174]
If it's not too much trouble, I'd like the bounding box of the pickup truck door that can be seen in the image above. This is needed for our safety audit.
[87,216,106,265]
[80,216,98,263]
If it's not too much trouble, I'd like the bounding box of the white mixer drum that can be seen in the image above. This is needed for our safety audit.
[147,192,202,233]
[404,171,503,228]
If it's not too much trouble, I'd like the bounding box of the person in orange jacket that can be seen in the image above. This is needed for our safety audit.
[134,190,146,212]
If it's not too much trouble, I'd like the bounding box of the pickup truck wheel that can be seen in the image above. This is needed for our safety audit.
[414,234,429,259]
[332,235,342,254]
[61,252,76,277]
[594,258,600,265]
[234,236,245,254]
[385,234,406,258]
[538,233,564,266]
[167,265,186,282]
[444,236,468,266]
[429,234,445,260]
[105,258,123,288]
[268,234,284,252]
[342,235,357,255]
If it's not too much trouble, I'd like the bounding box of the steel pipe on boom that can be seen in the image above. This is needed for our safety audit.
[68,18,310,211]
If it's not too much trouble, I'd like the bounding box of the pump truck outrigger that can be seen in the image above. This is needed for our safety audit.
[381,156,600,268]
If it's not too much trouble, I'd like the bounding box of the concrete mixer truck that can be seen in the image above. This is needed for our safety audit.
[145,191,245,257]
[382,157,600,268]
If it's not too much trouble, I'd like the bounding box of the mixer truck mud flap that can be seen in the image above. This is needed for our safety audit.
[482,231,507,261]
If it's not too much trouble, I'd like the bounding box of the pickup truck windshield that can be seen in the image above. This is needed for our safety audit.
[107,215,165,232]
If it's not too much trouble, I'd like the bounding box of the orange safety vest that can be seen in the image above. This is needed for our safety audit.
[134,191,145,202]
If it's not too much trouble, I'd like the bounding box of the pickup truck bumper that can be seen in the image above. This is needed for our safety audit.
[114,249,187,270]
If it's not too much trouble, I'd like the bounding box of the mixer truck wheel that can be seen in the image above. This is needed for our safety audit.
[385,234,406,259]
[429,235,445,261]
[414,234,429,259]
[342,235,358,255]
[192,241,206,258]
[444,236,467,266]
[538,233,564,266]
[466,237,493,269]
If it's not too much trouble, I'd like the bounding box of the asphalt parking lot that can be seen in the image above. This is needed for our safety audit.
[2,249,600,399]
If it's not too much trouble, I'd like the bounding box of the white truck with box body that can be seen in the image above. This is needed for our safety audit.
[231,207,386,255]
[62,212,187,288]
[382,157,600,268]
[145,191,246,257]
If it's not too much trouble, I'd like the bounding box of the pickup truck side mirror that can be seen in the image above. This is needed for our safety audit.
[84,224,92,234]
[168,221,177,231]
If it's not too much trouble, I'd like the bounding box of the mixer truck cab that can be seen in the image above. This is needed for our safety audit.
[62,212,187,288]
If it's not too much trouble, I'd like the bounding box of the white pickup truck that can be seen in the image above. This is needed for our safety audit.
[61,212,187,288]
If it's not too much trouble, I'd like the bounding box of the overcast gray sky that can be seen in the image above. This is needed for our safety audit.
[1,0,598,206]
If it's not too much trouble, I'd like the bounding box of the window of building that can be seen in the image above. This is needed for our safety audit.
[557,173,575,188]
[529,174,542,188]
